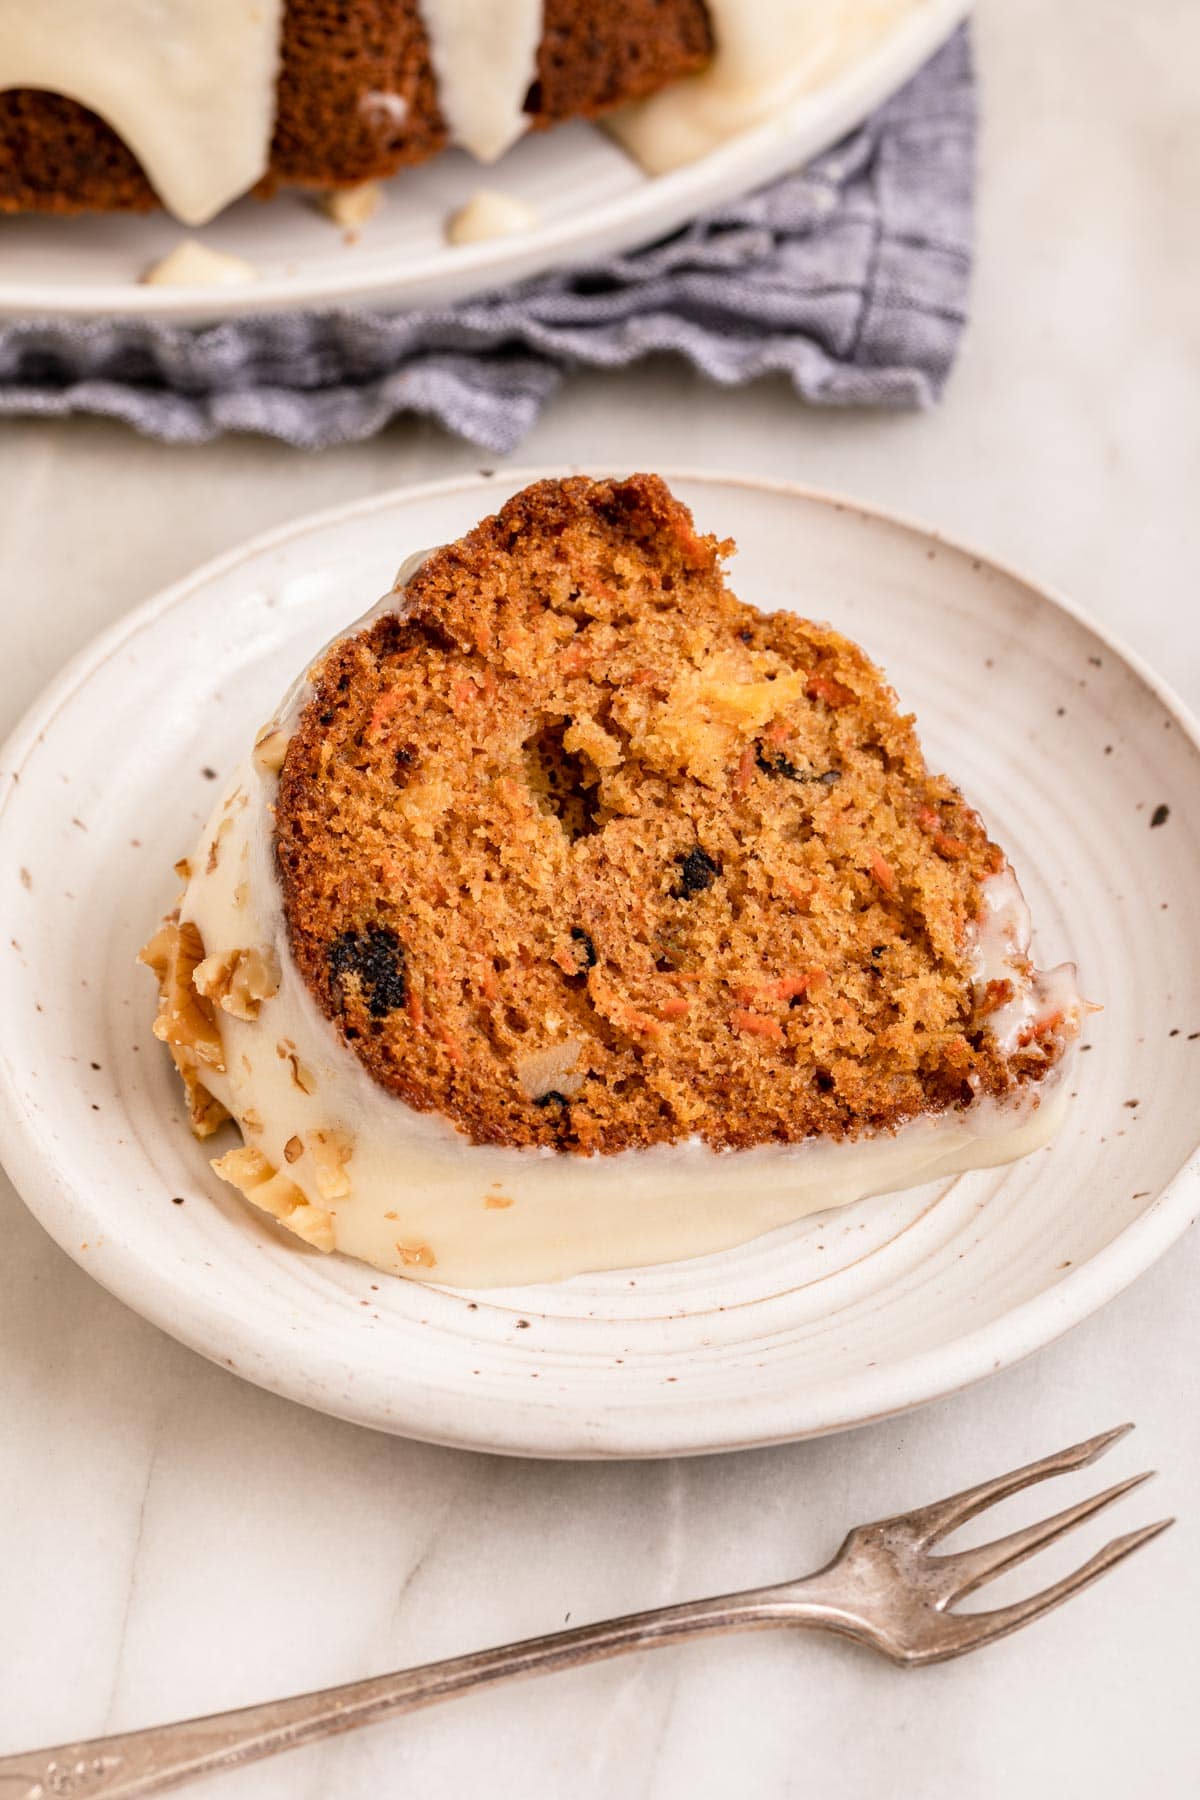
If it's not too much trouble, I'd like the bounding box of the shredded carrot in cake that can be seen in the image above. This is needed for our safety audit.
[870,851,896,893]
[730,1009,785,1045]
[273,474,1063,1155]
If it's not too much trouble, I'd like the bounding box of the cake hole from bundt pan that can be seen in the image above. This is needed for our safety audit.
[523,717,601,843]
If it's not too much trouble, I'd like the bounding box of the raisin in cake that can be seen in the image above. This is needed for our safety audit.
[142,474,1082,1286]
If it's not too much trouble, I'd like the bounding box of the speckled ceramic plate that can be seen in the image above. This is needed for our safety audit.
[1,469,1198,1458]
[0,1,968,323]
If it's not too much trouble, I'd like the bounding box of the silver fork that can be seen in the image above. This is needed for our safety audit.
[0,1424,1170,1800]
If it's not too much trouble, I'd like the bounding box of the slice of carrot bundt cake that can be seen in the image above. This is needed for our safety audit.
[142,475,1082,1286]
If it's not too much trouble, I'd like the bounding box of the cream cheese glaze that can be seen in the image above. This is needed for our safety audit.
[420,0,544,163]
[968,866,1084,1057]
[447,188,542,245]
[608,0,927,174]
[0,0,285,226]
[172,573,1083,1290]
[142,242,258,289]
[0,0,541,224]
[0,1,931,230]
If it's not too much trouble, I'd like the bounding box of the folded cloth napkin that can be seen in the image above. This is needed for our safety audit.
[0,24,973,453]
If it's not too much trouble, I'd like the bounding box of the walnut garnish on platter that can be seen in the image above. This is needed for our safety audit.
[192,944,281,1021]
[139,914,230,1139]
[276,1039,317,1094]
[304,1128,354,1201]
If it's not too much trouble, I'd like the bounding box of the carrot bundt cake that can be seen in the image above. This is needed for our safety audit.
[142,474,1082,1286]
[0,2,929,225]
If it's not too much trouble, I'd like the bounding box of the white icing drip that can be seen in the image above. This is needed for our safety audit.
[142,242,257,289]
[968,866,1083,1056]
[392,548,436,590]
[418,0,544,162]
[318,182,384,234]
[447,188,540,245]
[174,569,1081,1289]
[0,0,284,225]
[608,0,927,175]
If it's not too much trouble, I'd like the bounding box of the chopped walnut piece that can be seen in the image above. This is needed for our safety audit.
[173,857,193,884]
[252,723,291,775]
[140,915,226,1072]
[139,913,230,1137]
[276,1041,317,1094]
[396,1242,437,1269]
[304,1128,354,1200]
[206,815,232,874]
[283,1135,304,1164]
[517,1037,584,1100]
[192,944,281,1021]
[185,1077,231,1139]
[211,1145,334,1252]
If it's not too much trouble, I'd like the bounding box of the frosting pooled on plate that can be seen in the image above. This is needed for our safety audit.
[143,480,1083,1290]
[149,739,1079,1287]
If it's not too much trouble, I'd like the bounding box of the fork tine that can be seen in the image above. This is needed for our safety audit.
[932,1471,1155,1601]
[947,1518,1174,1654]
[901,1423,1135,1546]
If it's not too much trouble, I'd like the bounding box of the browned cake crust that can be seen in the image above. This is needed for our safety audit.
[530,0,713,127]
[0,0,712,216]
[0,87,156,216]
[274,474,1062,1156]
[267,0,450,191]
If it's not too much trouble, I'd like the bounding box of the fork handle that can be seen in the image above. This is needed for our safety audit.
[0,1582,854,1800]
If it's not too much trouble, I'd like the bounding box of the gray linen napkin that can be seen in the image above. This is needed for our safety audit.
[0,24,973,452]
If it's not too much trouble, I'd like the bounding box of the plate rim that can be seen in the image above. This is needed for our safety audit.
[0,0,970,324]
[2,464,1198,1459]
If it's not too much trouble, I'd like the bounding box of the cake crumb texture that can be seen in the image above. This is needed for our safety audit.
[276,473,1063,1154]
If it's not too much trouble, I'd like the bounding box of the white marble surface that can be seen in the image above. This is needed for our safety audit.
[2,1,1199,1793]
